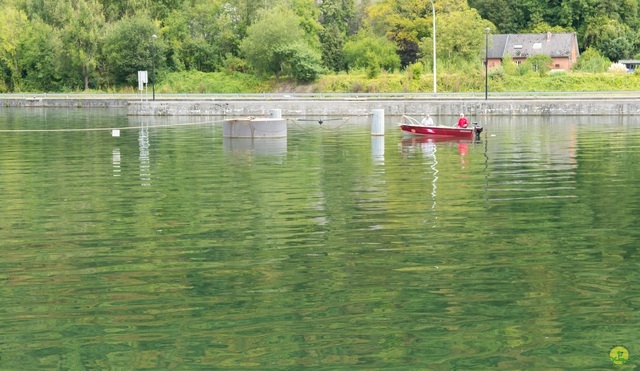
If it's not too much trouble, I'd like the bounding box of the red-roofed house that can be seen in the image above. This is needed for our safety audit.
[486,32,580,71]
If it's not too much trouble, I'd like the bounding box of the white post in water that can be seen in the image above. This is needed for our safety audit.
[371,109,384,136]
[269,109,282,119]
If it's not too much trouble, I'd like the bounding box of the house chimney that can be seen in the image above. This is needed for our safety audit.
[547,32,552,42]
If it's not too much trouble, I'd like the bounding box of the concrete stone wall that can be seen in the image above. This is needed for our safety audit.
[127,98,640,117]
[1,98,128,108]
[2,97,639,116]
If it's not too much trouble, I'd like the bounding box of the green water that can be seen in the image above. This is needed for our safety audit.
[1,109,639,369]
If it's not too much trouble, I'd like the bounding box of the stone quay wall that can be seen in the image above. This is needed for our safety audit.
[1,97,129,109]
[2,96,639,116]
[128,98,640,117]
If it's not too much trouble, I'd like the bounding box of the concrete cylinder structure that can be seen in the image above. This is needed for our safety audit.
[371,109,385,136]
[223,117,287,138]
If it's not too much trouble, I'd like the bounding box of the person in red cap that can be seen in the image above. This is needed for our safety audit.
[457,113,469,128]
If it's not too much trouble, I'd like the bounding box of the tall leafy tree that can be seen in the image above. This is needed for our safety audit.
[226,0,272,34]
[292,0,322,50]
[240,4,321,80]
[319,0,357,35]
[468,0,521,33]
[343,28,400,72]
[99,0,186,22]
[17,18,62,91]
[0,5,28,91]
[573,47,610,73]
[58,0,105,90]
[102,14,163,86]
[365,0,431,68]
[436,8,493,61]
[317,0,357,72]
[320,23,347,72]
[18,0,66,27]
[582,15,635,61]
[163,0,242,72]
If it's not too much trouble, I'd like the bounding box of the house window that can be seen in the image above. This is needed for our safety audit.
[555,64,560,68]
[532,43,542,49]
[516,61,521,66]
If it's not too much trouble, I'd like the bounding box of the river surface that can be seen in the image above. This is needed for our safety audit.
[0,108,639,369]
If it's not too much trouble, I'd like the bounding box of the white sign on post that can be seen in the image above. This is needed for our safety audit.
[138,70,148,91]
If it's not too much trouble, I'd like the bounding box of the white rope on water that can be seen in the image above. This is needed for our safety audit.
[1,113,373,133]
[0,118,226,133]
[288,113,371,131]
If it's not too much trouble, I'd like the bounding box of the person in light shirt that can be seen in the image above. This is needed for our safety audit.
[421,114,434,126]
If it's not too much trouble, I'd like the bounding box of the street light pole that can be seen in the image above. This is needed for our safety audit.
[485,27,490,100]
[430,0,436,94]
[151,34,157,101]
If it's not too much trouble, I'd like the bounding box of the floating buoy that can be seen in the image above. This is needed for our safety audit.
[112,129,120,137]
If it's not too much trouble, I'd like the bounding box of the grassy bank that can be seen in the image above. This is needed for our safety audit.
[147,70,640,94]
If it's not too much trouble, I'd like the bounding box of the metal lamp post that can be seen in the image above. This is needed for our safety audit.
[430,0,436,93]
[151,34,157,101]
[484,27,490,100]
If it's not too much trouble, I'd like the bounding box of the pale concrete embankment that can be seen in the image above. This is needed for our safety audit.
[0,97,128,109]
[2,94,639,116]
[126,97,640,117]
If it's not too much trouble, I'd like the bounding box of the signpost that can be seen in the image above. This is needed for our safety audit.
[138,70,148,100]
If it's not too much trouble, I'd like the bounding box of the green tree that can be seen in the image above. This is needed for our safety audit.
[601,37,633,62]
[163,0,241,72]
[318,0,357,72]
[365,0,431,68]
[240,5,321,80]
[469,0,520,33]
[501,53,517,75]
[276,42,323,82]
[0,5,28,91]
[529,22,571,34]
[17,18,62,91]
[521,54,552,76]
[102,14,163,87]
[573,47,610,73]
[582,15,635,62]
[435,9,494,63]
[99,0,186,22]
[225,0,272,35]
[291,0,322,51]
[343,29,400,72]
[18,0,67,27]
[319,23,347,72]
[58,0,105,90]
[318,0,356,35]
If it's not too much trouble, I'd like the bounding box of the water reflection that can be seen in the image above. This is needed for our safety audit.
[223,137,287,159]
[139,123,151,186]
[486,118,578,201]
[112,148,121,176]
[371,136,384,165]
[1,112,640,369]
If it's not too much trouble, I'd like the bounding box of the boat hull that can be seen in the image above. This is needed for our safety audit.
[399,124,476,139]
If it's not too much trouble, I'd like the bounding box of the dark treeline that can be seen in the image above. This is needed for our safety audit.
[0,0,636,92]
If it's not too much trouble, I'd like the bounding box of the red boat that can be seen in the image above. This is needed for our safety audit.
[398,115,483,140]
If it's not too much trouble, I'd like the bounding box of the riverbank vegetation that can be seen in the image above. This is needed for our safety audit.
[1,0,639,94]
[148,68,640,95]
